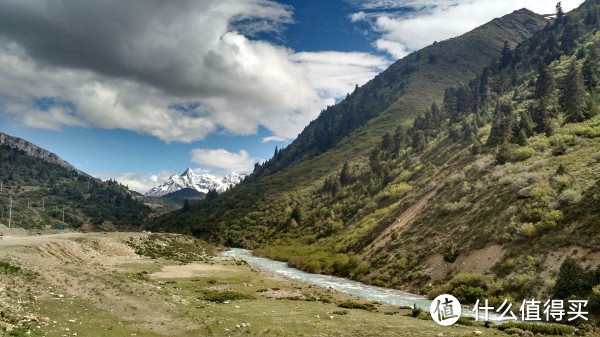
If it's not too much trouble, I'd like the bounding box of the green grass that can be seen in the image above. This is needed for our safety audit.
[200,290,255,303]
[498,322,575,335]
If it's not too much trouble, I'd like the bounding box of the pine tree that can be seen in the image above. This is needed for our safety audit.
[560,19,579,53]
[556,2,564,22]
[560,60,588,123]
[533,64,556,134]
[369,148,382,174]
[486,100,514,147]
[582,46,599,91]
[500,40,513,69]
[339,161,351,186]
[553,257,590,299]
[412,130,427,153]
[380,132,393,153]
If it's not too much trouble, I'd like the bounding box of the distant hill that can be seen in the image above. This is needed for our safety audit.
[0,134,150,230]
[161,188,205,204]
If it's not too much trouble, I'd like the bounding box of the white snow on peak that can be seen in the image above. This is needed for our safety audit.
[145,168,246,197]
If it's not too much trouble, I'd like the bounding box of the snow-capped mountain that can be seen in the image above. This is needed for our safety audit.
[145,168,245,197]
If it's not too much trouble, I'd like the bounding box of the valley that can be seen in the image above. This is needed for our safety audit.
[0,232,508,337]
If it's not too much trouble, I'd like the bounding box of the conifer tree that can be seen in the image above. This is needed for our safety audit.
[339,161,351,186]
[554,257,589,299]
[412,130,427,153]
[560,60,588,123]
[380,132,393,153]
[500,40,512,69]
[556,2,564,21]
[582,46,599,91]
[533,64,556,134]
[486,100,514,147]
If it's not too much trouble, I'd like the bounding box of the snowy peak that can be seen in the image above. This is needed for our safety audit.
[145,169,245,197]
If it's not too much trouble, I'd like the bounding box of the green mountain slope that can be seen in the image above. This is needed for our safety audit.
[149,8,547,235]
[150,0,600,314]
[0,140,150,230]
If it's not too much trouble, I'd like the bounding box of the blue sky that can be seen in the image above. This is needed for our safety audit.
[0,0,583,192]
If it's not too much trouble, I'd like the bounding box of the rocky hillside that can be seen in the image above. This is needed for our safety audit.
[0,132,79,172]
[0,136,150,230]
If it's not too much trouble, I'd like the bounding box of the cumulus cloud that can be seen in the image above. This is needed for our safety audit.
[190,148,258,173]
[350,0,585,58]
[94,170,174,194]
[0,0,389,143]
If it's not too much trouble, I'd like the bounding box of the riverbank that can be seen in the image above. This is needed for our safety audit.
[0,232,572,336]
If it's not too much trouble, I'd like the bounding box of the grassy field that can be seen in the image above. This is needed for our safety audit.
[1,232,581,337]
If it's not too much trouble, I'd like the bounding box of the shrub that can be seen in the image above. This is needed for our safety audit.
[338,301,376,311]
[498,322,574,335]
[0,260,21,274]
[589,285,600,314]
[443,242,459,263]
[411,304,423,318]
[508,146,536,162]
[527,134,550,152]
[559,189,582,204]
[200,290,254,303]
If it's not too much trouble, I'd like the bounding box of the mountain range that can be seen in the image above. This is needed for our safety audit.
[148,0,600,308]
[145,169,245,197]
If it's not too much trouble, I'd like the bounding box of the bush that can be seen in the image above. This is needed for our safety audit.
[411,304,423,317]
[443,242,459,263]
[559,189,582,204]
[0,260,21,274]
[498,322,574,335]
[338,301,376,311]
[200,290,254,303]
[589,285,600,314]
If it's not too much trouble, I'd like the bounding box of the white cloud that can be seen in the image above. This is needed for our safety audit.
[262,136,288,143]
[291,51,390,99]
[350,11,367,22]
[0,0,389,143]
[351,0,585,58]
[94,170,174,194]
[190,148,258,173]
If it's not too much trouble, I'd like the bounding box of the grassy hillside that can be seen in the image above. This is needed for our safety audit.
[0,144,150,230]
[149,8,547,236]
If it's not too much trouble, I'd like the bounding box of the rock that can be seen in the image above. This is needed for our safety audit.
[329,316,334,320]
[473,330,483,335]
[437,333,444,337]
[235,325,241,329]
[517,187,533,199]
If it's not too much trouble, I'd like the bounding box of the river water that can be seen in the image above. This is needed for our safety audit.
[222,248,432,310]
[221,248,511,323]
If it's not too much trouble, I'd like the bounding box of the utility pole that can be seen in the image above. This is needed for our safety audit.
[62,205,65,223]
[8,196,12,229]
[42,198,45,210]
